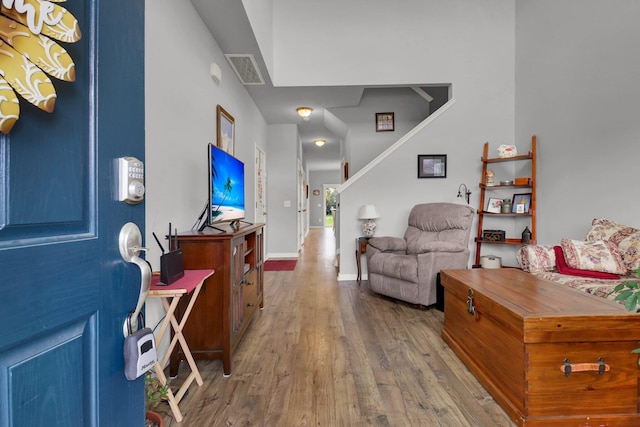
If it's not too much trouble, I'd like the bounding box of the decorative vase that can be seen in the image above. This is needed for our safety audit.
[522,226,531,243]
[362,219,376,237]
[501,199,512,213]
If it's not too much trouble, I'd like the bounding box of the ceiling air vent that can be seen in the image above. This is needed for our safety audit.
[224,54,265,85]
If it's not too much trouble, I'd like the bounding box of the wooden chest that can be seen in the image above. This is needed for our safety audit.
[441,269,640,427]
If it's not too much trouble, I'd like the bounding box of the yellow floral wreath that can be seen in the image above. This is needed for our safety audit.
[0,0,81,133]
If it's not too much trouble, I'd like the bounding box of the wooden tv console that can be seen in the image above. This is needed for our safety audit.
[441,268,640,427]
[169,223,264,377]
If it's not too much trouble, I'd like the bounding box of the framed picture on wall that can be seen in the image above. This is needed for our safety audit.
[417,154,447,178]
[216,105,235,155]
[375,112,394,132]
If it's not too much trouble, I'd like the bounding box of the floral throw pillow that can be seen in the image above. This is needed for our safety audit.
[584,218,629,241]
[560,238,627,275]
[516,245,556,273]
[584,218,640,270]
[617,233,640,270]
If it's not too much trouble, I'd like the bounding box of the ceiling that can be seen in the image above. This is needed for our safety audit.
[191,0,439,172]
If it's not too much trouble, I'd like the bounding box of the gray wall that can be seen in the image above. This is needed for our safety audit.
[330,1,516,279]
[266,124,299,257]
[145,0,267,268]
[515,0,640,243]
[330,87,433,175]
[145,0,268,356]
[253,1,517,271]
[337,0,640,277]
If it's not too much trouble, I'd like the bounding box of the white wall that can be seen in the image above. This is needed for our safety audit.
[346,120,425,175]
[266,124,299,257]
[334,0,640,278]
[516,0,640,243]
[242,0,275,79]
[145,0,267,264]
[323,1,517,279]
[330,87,435,176]
[144,0,267,355]
[272,0,513,87]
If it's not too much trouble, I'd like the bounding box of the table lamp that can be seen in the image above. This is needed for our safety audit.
[358,204,380,237]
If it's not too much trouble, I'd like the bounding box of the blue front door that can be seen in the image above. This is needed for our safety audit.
[0,1,145,426]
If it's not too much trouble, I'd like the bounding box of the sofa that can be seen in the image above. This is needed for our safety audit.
[516,218,640,302]
[365,203,475,307]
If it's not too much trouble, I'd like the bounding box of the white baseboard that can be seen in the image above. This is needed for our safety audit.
[337,273,363,281]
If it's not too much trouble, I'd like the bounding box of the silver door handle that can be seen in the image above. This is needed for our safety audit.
[119,222,151,336]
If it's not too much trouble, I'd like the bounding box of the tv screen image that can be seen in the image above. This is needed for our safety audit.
[208,143,245,224]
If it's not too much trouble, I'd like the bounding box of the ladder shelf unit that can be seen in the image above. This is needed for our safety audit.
[474,135,537,267]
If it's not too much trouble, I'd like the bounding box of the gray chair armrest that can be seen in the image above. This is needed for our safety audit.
[368,236,407,253]
[407,240,466,254]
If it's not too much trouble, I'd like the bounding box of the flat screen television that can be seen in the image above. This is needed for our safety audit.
[208,143,245,226]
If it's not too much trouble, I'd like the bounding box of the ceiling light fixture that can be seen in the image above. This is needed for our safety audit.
[296,107,313,120]
[314,139,326,147]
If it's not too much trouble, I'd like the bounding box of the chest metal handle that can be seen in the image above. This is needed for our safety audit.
[466,289,475,316]
[561,357,610,377]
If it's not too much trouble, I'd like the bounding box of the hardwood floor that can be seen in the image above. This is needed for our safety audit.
[154,227,514,426]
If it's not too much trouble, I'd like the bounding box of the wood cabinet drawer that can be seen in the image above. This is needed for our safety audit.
[243,269,258,322]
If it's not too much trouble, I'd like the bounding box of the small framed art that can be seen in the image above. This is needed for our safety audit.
[417,154,447,178]
[216,105,235,155]
[486,197,503,213]
[512,193,532,213]
[375,112,394,132]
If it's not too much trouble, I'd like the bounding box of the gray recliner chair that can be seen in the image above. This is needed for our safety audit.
[365,203,475,306]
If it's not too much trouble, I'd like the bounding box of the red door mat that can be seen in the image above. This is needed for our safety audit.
[264,259,297,271]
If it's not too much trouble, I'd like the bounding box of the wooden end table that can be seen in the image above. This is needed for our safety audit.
[355,237,371,284]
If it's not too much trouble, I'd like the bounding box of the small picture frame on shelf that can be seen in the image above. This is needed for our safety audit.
[512,193,532,213]
[486,197,503,213]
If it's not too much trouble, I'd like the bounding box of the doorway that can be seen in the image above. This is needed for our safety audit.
[323,185,338,228]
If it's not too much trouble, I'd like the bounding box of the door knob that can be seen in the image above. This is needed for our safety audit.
[119,222,151,335]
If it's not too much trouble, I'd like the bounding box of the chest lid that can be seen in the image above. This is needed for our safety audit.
[441,269,640,344]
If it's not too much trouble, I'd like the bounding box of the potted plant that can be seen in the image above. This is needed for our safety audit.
[612,268,640,362]
[145,372,168,427]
